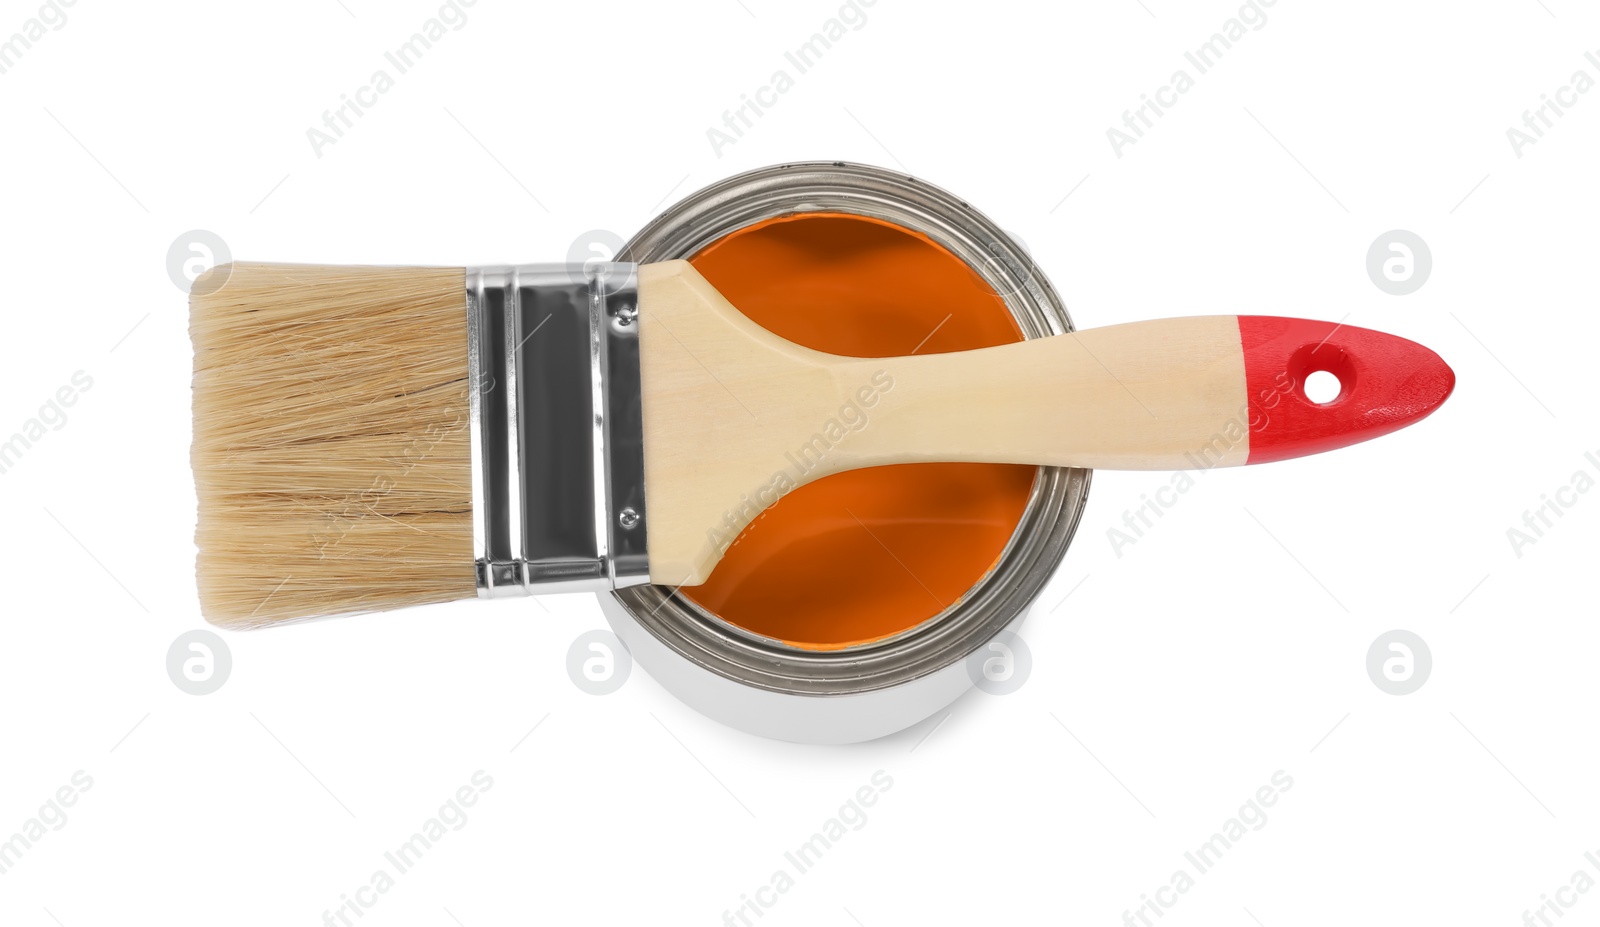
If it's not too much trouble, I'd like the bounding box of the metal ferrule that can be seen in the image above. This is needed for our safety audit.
[466,263,649,596]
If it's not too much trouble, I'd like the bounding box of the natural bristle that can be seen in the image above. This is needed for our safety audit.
[191,263,475,628]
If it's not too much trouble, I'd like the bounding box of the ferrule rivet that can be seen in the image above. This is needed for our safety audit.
[619,507,641,530]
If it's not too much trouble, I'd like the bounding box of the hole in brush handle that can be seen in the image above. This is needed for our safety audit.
[1237,316,1456,465]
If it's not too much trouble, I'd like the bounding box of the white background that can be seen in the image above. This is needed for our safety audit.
[1,1,1596,925]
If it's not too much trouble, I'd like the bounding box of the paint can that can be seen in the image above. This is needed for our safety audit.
[598,162,1091,743]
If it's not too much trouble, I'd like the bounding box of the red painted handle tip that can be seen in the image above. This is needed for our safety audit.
[1238,316,1454,465]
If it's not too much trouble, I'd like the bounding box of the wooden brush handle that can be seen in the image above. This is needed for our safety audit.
[828,314,1455,471]
[637,261,1454,584]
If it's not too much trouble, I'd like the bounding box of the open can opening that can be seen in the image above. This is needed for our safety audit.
[599,162,1091,743]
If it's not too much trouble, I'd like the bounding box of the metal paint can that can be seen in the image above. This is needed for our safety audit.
[597,162,1091,743]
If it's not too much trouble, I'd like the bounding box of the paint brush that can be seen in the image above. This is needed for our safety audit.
[190,260,1453,627]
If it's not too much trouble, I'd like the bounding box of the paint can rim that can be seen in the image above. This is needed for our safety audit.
[608,161,1091,697]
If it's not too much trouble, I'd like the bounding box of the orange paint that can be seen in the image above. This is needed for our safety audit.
[681,213,1038,650]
